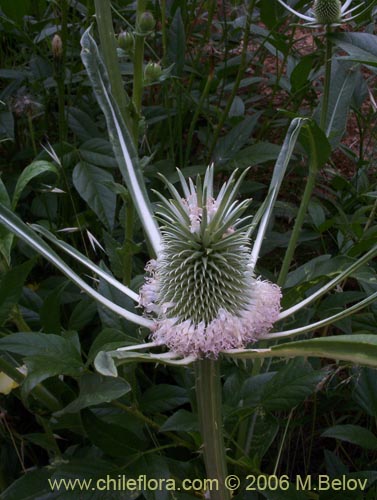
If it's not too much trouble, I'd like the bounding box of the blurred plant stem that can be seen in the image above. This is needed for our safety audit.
[94,0,132,131]
[195,359,230,500]
[320,28,333,132]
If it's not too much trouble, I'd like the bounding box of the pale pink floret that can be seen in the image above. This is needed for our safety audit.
[148,279,282,358]
[183,195,219,233]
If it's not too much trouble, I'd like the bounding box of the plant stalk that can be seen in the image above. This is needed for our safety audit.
[94,0,132,132]
[195,359,230,500]
[320,27,333,132]
[277,130,318,287]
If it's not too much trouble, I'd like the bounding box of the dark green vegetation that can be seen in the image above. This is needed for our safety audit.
[1,1,377,498]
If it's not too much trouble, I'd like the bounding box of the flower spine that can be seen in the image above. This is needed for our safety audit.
[139,167,281,358]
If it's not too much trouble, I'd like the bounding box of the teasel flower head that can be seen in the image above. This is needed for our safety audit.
[139,167,282,358]
[276,0,367,27]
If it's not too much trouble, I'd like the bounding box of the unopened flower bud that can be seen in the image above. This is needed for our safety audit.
[118,31,134,53]
[144,62,162,83]
[138,11,156,33]
[52,34,63,59]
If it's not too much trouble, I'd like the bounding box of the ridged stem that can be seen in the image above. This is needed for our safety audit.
[320,27,333,132]
[94,0,132,131]
[195,359,230,500]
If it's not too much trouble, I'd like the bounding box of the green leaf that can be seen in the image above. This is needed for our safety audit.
[81,409,146,457]
[140,384,189,413]
[214,114,261,165]
[167,8,186,76]
[316,60,358,145]
[230,142,282,170]
[241,372,275,408]
[290,54,316,93]
[0,259,35,325]
[12,160,59,210]
[160,409,199,432]
[68,297,97,331]
[56,372,131,415]
[0,178,12,264]
[72,161,116,230]
[331,32,377,68]
[87,328,130,363]
[299,120,331,168]
[353,367,377,418]
[94,350,119,377]
[0,110,14,140]
[0,332,83,394]
[39,281,66,333]
[259,358,325,411]
[67,106,102,141]
[225,334,377,369]
[248,413,279,461]
[79,138,118,168]
[0,468,53,500]
[251,117,308,266]
[322,425,377,450]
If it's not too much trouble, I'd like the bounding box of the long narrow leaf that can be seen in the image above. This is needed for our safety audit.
[0,204,152,329]
[94,349,196,376]
[223,334,377,369]
[279,244,377,320]
[32,224,139,302]
[80,28,161,255]
[250,117,307,269]
[269,289,377,340]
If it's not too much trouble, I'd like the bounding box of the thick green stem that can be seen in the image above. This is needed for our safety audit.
[320,28,333,132]
[277,131,318,287]
[94,0,132,132]
[195,359,230,500]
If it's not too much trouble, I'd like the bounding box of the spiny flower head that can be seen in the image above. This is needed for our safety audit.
[139,167,281,358]
[277,0,367,28]
[314,0,341,24]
